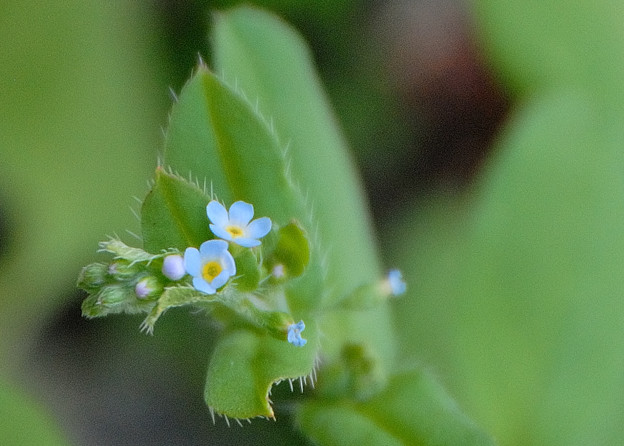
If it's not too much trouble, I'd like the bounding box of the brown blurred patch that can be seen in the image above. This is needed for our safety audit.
[373,0,509,195]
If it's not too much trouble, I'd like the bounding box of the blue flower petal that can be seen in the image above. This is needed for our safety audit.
[193,277,216,294]
[228,201,254,225]
[186,240,236,294]
[210,270,231,290]
[209,224,233,242]
[206,201,229,227]
[232,237,261,248]
[184,248,201,277]
[246,217,272,239]
[199,239,229,257]
[221,248,236,274]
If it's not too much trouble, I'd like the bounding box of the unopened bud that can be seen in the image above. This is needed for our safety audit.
[162,254,186,280]
[135,276,162,299]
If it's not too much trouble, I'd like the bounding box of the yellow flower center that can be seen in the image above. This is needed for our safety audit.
[202,261,223,282]
[226,225,244,238]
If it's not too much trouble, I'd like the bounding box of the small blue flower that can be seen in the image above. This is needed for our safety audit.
[184,240,236,294]
[387,269,406,296]
[162,254,185,281]
[207,200,272,248]
[287,320,307,347]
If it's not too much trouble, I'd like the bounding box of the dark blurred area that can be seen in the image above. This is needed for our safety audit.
[4,0,509,444]
[372,0,508,205]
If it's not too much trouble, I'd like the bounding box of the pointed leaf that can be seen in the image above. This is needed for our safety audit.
[211,6,380,299]
[164,67,303,225]
[205,326,318,419]
[141,167,212,252]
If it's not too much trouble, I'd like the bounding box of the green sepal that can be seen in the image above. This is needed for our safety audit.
[76,262,109,292]
[106,260,144,281]
[81,283,154,318]
[141,167,213,253]
[298,369,496,446]
[266,220,310,279]
[99,238,165,264]
[140,285,215,334]
[229,244,261,292]
[80,239,178,319]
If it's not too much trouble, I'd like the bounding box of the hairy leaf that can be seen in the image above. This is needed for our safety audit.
[141,168,212,252]
[205,327,318,419]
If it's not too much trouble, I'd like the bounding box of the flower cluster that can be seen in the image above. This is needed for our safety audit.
[175,200,271,294]
[81,196,405,350]
[141,199,310,347]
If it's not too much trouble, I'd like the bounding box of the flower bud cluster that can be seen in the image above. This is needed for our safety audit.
[78,255,164,317]
[79,199,312,347]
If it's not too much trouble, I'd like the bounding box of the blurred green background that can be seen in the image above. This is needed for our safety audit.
[2,0,624,445]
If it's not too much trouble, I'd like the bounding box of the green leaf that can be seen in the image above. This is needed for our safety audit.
[388,91,624,445]
[474,0,624,106]
[231,246,261,291]
[298,369,495,446]
[268,221,310,278]
[141,168,213,253]
[100,238,168,264]
[164,67,303,225]
[205,326,318,419]
[458,92,624,445]
[0,0,162,358]
[211,6,381,299]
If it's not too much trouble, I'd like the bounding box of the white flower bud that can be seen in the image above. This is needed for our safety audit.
[162,254,186,281]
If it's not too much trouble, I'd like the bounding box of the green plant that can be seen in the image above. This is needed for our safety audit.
[76,6,493,445]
